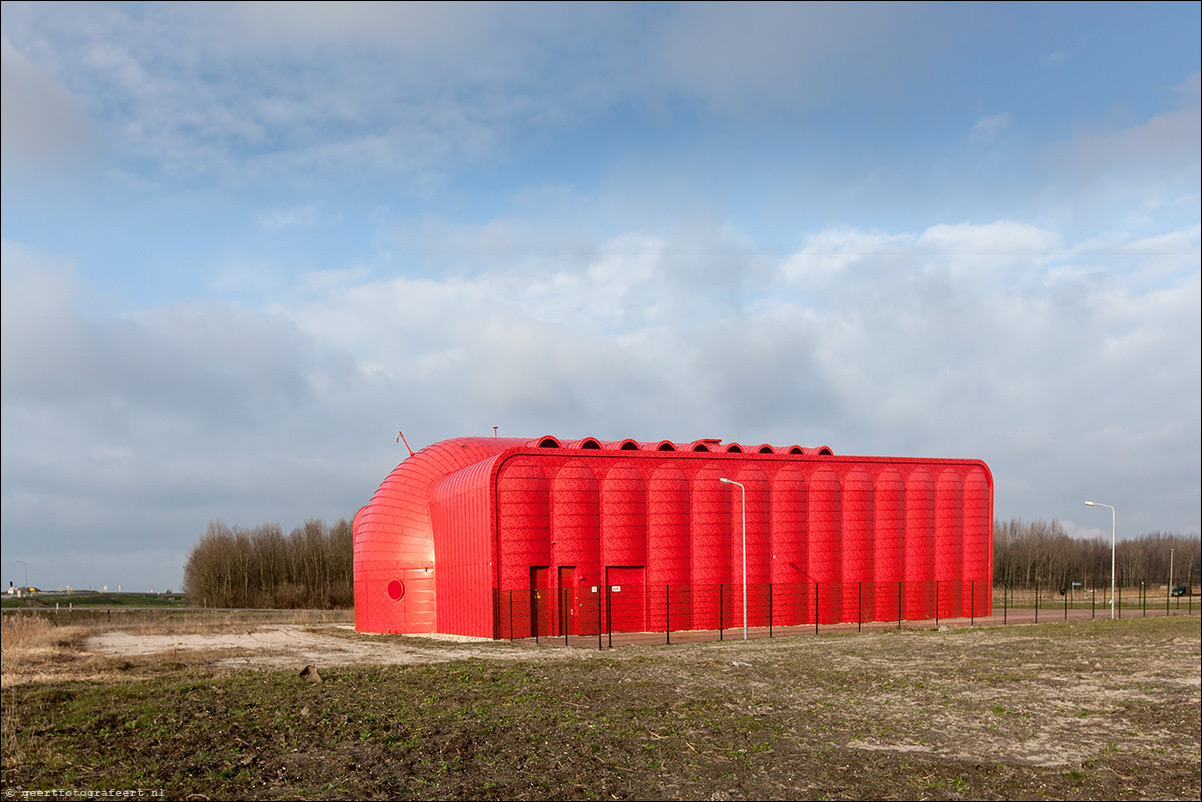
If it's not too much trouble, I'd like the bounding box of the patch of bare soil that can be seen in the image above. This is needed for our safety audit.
[83,623,563,670]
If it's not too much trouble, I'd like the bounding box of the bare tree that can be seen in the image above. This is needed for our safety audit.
[184,517,354,608]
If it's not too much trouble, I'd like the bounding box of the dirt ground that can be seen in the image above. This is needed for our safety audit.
[2,612,1199,800]
[85,624,523,669]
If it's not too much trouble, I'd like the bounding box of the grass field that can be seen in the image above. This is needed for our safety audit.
[0,591,190,610]
[1,610,1199,800]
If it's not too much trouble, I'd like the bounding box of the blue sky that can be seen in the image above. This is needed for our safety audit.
[2,2,1199,593]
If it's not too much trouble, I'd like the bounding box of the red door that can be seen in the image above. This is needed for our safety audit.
[530,567,555,639]
[559,566,577,636]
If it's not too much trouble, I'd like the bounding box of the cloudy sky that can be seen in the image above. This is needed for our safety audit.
[2,2,1199,593]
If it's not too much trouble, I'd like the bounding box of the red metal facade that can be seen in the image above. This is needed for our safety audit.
[353,435,994,637]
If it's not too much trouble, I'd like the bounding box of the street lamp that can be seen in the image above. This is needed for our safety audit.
[1084,501,1116,619]
[719,478,747,640]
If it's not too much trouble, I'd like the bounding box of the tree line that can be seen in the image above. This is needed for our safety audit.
[183,515,1198,608]
[183,518,352,609]
[993,518,1199,592]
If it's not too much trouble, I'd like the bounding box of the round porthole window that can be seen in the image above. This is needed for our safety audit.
[387,579,405,601]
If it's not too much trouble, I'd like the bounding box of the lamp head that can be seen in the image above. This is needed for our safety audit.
[719,478,733,484]
[1084,501,1096,506]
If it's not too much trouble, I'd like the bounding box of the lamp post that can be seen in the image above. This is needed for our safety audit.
[1084,501,1116,619]
[719,478,747,640]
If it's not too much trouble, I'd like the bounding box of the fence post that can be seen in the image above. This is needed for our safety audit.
[935,581,940,628]
[1092,587,1095,619]
[815,583,819,635]
[719,584,724,641]
[534,589,539,644]
[564,587,569,647]
[769,583,774,638]
[1035,579,1039,623]
[1003,583,1007,625]
[1142,581,1146,617]
[898,581,902,630]
[598,585,603,650]
[1064,585,1068,621]
[666,585,671,645]
[509,590,513,642]
[970,580,975,626]
[1118,584,1122,619]
[607,585,613,649]
[858,581,862,633]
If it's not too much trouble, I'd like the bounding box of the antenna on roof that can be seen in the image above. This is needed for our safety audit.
[493,426,498,438]
[396,431,415,457]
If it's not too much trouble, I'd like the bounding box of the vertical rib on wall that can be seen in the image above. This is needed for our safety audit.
[600,462,647,568]
[904,469,935,620]
[551,461,601,587]
[497,459,551,591]
[647,463,690,630]
[872,468,905,621]
[734,465,770,630]
[962,467,992,616]
[808,466,841,624]
[935,469,964,618]
[841,467,874,622]
[770,465,807,625]
[691,462,730,630]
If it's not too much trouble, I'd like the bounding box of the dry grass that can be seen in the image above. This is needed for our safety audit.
[0,612,110,687]
[0,609,352,687]
[0,612,53,648]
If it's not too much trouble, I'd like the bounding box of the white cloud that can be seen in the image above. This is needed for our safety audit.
[0,36,96,170]
[3,212,1199,592]
[971,112,1012,142]
[258,203,322,232]
[654,2,924,111]
[1041,92,1201,235]
[781,227,912,281]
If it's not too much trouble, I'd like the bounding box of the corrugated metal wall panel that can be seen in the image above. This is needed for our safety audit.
[904,468,935,620]
[690,462,730,629]
[430,455,500,638]
[770,465,807,625]
[600,462,647,567]
[842,467,874,623]
[872,468,905,621]
[808,466,842,624]
[962,467,993,616]
[935,469,964,618]
[355,436,994,635]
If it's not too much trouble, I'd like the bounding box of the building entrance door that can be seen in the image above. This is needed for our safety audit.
[530,566,554,639]
[558,566,578,636]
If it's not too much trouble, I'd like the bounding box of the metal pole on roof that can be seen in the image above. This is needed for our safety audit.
[720,478,747,640]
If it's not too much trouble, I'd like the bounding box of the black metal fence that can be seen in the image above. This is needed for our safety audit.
[493,580,1197,648]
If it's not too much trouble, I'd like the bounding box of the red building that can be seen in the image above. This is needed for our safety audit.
[353,435,993,637]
